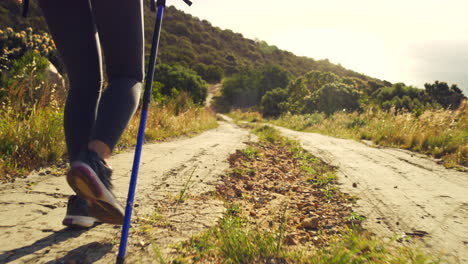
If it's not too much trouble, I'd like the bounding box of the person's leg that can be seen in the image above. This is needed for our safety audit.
[65,0,144,226]
[38,0,102,228]
[89,0,145,155]
[38,0,103,162]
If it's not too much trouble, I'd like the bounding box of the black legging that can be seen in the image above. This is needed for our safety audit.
[38,0,144,162]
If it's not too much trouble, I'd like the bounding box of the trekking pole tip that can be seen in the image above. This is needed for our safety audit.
[116,256,125,264]
[182,0,192,6]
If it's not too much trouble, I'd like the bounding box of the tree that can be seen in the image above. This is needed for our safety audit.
[193,63,224,83]
[221,65,290,108]
[286,71,341,114]
[257,65,291,96]
[261,87,288,117]
[424,81,466,109]
[221,69,258,107]
[315,82,361,115]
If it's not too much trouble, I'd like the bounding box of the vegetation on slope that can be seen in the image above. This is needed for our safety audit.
[1,1,385,85]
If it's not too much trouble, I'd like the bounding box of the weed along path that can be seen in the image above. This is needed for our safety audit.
[275,125,468,262]
[0,119,253,263]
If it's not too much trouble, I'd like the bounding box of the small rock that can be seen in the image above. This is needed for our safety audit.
[394,186,398,189]
[139,240,146,247]
[250,211,257,217]
[45,170,51,174]
[301,217,319,229]
[311,236,322,245]
[285,234,298,245]
[352,182,358,188]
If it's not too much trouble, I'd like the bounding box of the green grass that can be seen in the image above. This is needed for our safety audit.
[174,205,286,264]
[307,229,446,264]
[174,205,448,264]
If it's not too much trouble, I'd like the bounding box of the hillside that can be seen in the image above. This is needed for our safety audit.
[0,1,386,85]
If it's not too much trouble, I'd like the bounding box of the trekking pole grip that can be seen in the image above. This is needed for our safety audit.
[152,0,192,11]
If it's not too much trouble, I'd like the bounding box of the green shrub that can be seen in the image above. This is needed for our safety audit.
[260,87,288,117]
[221,65,290,108]
[154,63,208,105]
[193,63,224,83]
[0,27,59,75]
[315,82,361,115]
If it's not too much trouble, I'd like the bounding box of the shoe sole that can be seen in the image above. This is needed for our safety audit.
[67,162,124,225]
[63,215,97,228]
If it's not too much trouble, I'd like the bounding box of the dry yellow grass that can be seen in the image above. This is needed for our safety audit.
[118,94,218,150]
[241,101,467,169]
[0,90,218,181]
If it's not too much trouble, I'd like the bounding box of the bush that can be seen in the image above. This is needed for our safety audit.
[0,27,60,75]
[193,63,224,83]
[221,65,290,108]
[154,63,208,105]
[425,81,466,109]
[260,87,288,117]
[315,82,361,115]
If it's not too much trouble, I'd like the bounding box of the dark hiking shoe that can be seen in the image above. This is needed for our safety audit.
[67,150,124,225]
[62,195,98,228]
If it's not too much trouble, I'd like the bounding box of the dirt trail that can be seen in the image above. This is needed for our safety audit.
[275,126,468,262]
[0,119,253,263]
[1,116,467,263]
[205,83,221,108]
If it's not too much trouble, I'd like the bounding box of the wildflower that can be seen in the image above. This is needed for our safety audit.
[0,30,4,35]
[26,27,33,34]
[6,27,13,33]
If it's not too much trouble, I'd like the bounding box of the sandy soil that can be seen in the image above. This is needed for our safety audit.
[0,119,253,263]
[275,126,468,263]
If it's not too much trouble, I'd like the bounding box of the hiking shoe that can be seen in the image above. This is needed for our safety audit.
[67,150,124,225]
[62,195,98,228]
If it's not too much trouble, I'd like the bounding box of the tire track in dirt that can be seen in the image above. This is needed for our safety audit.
[0,119,253,263]
[275,126,468,263]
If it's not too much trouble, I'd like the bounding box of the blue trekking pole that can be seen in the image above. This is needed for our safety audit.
[117,0,192,263]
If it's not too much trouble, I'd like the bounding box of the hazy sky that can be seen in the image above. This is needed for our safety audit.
[169,0,468,94]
